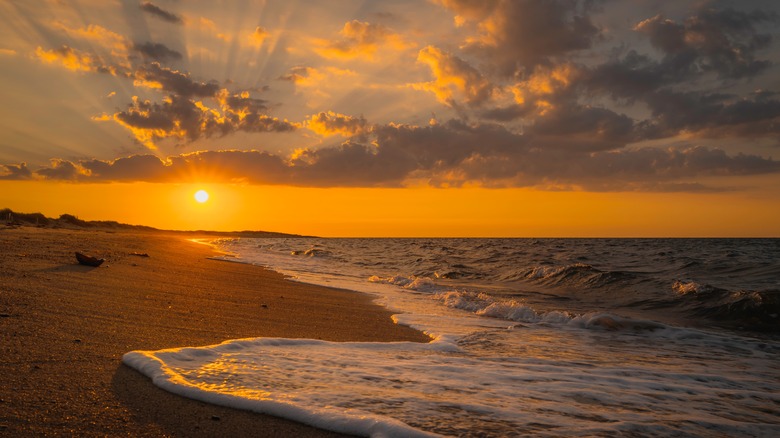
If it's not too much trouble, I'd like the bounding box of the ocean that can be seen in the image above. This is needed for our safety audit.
[124,238,780,437]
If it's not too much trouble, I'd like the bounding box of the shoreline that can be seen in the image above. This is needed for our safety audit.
[0,226,429,437]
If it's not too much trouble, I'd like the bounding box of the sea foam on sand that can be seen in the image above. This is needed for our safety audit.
[123,324,780,437]
[123,338,445,438]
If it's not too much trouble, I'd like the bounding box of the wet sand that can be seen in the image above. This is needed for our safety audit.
[0,226,429,437]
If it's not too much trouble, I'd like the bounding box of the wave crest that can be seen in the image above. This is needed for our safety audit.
[523,263,636,289]
[368,275,439,292]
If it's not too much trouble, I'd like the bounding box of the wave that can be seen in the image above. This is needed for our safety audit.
[432,289,668,334]
[674,280,780,332]
[290,248,333,258]
[522,263,638,290]
[368,275,440,293]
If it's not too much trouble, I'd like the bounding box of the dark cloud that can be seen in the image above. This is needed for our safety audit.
[169,150,289,184]
[134,62,218,97]
[277,66,314,83]
[0,162,32,180]
[635,7,775,79]
[140,2,183,25]
[575,6,775,96]
[528,105,635,150]
[97,62,297,146]
[290,142,406,186]
[583,51,669,102]
[34,159,82,180]
[112,92,296,146]
[480,104,531,122]
[81,154,175,181]
[637,90,780,140]
[133,42,182,62]
[440,0,601,74]
[561,4,780,143]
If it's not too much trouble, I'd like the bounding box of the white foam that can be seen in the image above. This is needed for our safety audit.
[124,339,442,437]
[124,327,780,437]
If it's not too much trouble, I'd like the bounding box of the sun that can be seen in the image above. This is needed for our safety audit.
[194,190,209,203]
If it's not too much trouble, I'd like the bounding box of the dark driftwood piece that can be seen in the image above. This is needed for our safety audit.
[75,252,104,267]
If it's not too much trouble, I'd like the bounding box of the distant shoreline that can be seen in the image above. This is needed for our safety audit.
[1,207,307,238]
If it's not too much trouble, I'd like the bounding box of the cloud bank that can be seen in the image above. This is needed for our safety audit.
[4,119,778,191]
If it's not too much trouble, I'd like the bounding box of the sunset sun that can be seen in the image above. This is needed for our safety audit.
[194,190,209,203]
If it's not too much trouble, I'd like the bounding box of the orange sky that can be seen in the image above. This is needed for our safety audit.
[1,1,779,236]
[2,179,779,236]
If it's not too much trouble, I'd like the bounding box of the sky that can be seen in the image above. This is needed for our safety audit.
[1,0,779,236]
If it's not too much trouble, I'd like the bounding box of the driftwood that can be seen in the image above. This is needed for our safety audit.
[75,252,104,267]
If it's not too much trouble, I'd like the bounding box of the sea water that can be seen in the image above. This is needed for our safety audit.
[123,238,780,437]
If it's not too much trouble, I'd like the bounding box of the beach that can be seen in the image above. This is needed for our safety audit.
[0,226,430,437]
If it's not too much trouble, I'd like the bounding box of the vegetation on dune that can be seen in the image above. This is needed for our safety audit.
[0,208,301,237]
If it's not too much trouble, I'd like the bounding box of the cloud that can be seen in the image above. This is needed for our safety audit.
[305,111,369,137]
[133,42,183,62]
[582,51,667,101]
[34,43,130,76]
[314,20,414,60]
[132,62,218,97]
[278,66,318,84]
[480,62,581,121]
[0,163,32,180]
[35,45,98,72]
[526,104,635,151]
[583,6,777,94]
[38,22,134,74]
[140,2,183,25]
[637,89,780,140]
[557,146,780,191]
[52,22,129,56]
[634,7,775,79]
[437,0,601,74]
[101,63,295,149]
[34,159,87,180]
[279,65,355,85]
[106,91,297,149]
[34,38,295,150]
[80,154,177,181]
[249,26,269,47]
[414,46,494,107]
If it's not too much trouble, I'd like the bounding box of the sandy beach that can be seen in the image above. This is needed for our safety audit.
[0,226,430,437]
